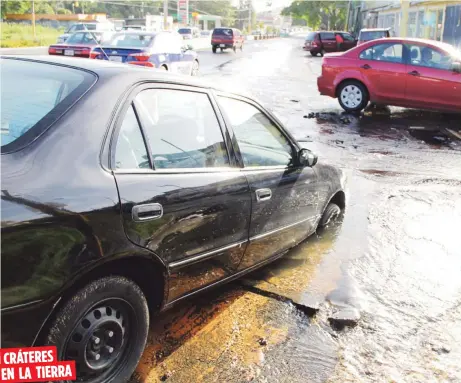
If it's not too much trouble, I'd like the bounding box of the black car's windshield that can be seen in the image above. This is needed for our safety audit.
[360,30,389,40]
[1,59,92,149]
[178,28,192,34]
[213,28,233,36]
[68,24,97,33]
[108,33,154,48]
[66,32,102,44]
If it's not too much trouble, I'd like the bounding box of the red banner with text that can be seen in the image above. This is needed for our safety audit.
[0,347,76,382]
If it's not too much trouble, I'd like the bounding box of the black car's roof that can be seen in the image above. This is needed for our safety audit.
[0,55,254,98]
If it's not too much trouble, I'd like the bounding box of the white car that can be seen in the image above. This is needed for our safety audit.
[57,22,114,43]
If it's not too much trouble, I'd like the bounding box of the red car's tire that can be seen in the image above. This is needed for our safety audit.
[337,80,369,113]
[310,51,318,57]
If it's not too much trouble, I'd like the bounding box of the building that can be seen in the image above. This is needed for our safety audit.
[346,0,461,47]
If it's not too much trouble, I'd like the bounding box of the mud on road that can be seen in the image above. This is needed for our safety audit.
[131,38,461,383]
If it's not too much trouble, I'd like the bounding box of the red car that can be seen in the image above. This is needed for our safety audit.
[211,27,244,53]
[304,31,357,56]
[48,31,105,58]
[317,38,461,113]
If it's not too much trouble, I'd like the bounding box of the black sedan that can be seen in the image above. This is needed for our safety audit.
[1,56,346,382]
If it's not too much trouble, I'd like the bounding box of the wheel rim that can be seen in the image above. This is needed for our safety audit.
[340,85,363,109]
[63,299,136,382]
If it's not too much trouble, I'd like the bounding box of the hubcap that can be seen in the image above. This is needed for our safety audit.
[341,85,363,108]
[65,301,132,382]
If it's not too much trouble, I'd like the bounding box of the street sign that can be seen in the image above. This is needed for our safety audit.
[177,0,189,25]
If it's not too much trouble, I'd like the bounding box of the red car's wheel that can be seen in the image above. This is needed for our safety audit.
[337,80,369,113]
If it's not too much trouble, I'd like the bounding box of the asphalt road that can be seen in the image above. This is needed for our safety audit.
[4,37,461,383]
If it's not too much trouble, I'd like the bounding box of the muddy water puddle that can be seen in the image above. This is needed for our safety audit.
[132,38,461,382]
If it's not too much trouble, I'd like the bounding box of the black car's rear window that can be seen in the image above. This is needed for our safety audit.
[1,58,96,153]
[66,32,102,44]
[213,28,233,36]
[306,32,317,41]
[360,30,389,40]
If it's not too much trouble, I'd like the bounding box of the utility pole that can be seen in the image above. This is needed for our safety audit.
[163,0,168,30]
[32,0,36,39]
[248,0,252,33]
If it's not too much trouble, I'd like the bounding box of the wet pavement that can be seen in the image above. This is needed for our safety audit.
[131,37,461,382]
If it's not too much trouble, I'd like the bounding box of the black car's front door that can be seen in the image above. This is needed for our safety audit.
[216,95,319,271]
[112,85,251,302]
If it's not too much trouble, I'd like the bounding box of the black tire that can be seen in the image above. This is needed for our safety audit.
[220,48,224,52]
[337,80,369,113]
[45,276,149,383]
[320,48,325,57]
[318,203,341,228]
[233,45,236,53]
[310,51,318,57]
[212,46,217,53]
[240,43,243,51]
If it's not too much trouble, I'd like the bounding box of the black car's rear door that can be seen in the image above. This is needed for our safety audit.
[111,84,251,302]
[215,94,319,271]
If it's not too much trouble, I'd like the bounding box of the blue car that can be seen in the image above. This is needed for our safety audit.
[89,31,199,76]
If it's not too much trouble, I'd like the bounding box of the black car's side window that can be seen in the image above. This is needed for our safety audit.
[342,33,355,42]
[217,96,294,168]
[359,43,403,64]
[135,89,229,169]
[114,105,150,170]
[320,32,335,41]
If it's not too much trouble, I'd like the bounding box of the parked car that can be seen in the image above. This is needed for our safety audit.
[357,28,391,46]
[89,31,199,76]
[200,30,211,38]
[317,38,461,113]
[177,27,200,39]
[57,22,114,44]
[122,25,146,31]
[304,31,357,56]
[1,54,346,382]
[211,27,244,53]
[48,31,107,58]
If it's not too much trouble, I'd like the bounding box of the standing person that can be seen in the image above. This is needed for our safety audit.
[335,33,344,51]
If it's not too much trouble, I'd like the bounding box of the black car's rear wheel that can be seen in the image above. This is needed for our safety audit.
[46,276,149,383]
[310,51,318,57]
[320,48,325,57]
[212,46,217,53]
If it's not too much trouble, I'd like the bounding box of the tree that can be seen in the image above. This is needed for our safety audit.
[189,0,236,27]
[282,1,347,30]
[1,1,31,18]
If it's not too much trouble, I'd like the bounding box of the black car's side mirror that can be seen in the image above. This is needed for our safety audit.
[452,62,461,73]
[298,148,318,167]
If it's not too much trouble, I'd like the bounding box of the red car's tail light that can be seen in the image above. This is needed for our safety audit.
[49,47,56,54]
[128,53,150,62]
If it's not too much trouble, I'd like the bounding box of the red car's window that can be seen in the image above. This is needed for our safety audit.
[408,45,454,71]
[359,43,403,64]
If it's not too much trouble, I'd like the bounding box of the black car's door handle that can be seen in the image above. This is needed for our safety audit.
[361,64,371,69]
[408,70,420,76]
[132,203,163,222]
[255,188,272,202]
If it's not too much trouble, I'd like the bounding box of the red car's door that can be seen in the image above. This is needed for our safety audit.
[358,42,407,103]
[405,44,461,111]
[340,33,357,51]
[320,32,337,52]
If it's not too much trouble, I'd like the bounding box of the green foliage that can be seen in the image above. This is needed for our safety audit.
[282,1,347,30]
[0,22,64,47]
[1,0,31,18]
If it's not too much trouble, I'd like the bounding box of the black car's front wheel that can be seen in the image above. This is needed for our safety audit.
[46,276,149,383]
[318,203,341,228]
